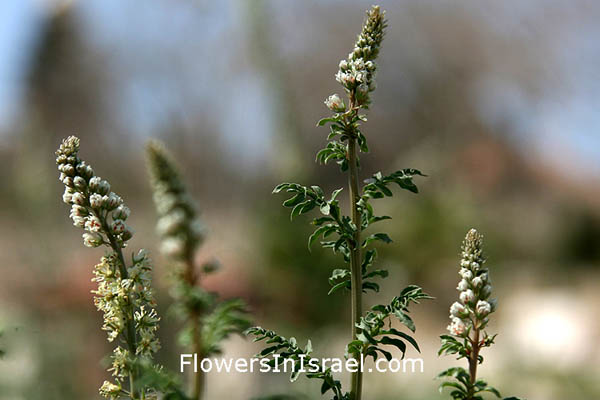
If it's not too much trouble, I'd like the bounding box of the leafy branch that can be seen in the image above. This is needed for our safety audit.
[246,327,348,400]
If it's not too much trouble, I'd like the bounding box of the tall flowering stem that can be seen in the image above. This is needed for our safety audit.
[250,6,429,400]
[147,141,250,400]
[56,136,160,399]
[438,229,521,400]
[328,7,386,398]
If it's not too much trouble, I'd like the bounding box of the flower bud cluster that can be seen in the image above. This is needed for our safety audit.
[56,136,133,248]
[147,141,204,261]
[333,5,385,106]
[447,229,497,337]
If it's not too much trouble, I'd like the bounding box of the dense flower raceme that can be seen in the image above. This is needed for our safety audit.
[329,5,386,108]
[146,140,204,262]
[438,230,523,400]
[447,229,497,337]
[56,136,160,398]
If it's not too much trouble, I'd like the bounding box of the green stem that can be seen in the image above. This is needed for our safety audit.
[347,130,363,400]
[184,258,204,400]
[99,212,139,399]
[468,327,480,399]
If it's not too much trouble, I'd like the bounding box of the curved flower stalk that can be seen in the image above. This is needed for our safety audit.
[438,229,522,400]
[56,136,161,399]
[248,6,429,400]
[146,140,250,400]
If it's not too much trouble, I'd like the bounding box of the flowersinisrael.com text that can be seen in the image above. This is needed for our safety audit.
[180,354,424,374]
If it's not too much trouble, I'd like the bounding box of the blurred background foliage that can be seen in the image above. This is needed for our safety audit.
[0,0,599,399]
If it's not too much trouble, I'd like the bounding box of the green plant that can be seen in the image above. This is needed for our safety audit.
[56,136,164,399]
[438,229,522,400]
[146,140,251,400]
[247,6,430,400]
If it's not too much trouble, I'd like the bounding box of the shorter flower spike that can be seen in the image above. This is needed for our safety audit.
[438,229,513,400]
[146,140,204,262]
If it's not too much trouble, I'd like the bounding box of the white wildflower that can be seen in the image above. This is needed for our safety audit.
[62,188,74,204]
[83,232,103,248]
[447,317,466,336]
[457,279,469,291]
[71,192,86,206]
[111,219,126,235]
[460,289,475,304]
[85,215,103,232]
[89,193,103,209]
[103,192,122,210]
[324,94,346,112]
[450,301,466,317]
[476,300,491,316]
[459,268,473,280]
[112,205,130,221]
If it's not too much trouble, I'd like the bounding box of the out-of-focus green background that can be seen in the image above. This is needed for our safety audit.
[0,0,599,399]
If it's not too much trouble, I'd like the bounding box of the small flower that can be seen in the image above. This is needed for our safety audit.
[73,176,87,190]
[324,94,346,112]
[476,300,491,316]
[90,193,103,209]
[121,226,134,241]
[111,219,126,234]
[352,57,365,70]
[61,163,75,176]
[460,289,475,304]
[89,177,110,195]
[99,380,122,397]
[70,205,88,218]
[61,176,74,187]
[450,301,467,317]
[83,232,103,248]
[62,188,75,204]
[457,279,469,291]
[85,215,103,232]
[447,317,466,336]
[471,276,483,288]
[459,268,473,280]
[76,161,94,179]
[103,192,122,210]
[113,205,130,221]
[133,249,148,264]
[72,216,86,228]
[71,192,86,206]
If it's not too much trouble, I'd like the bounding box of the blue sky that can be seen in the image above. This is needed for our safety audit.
[1,0,598,176]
